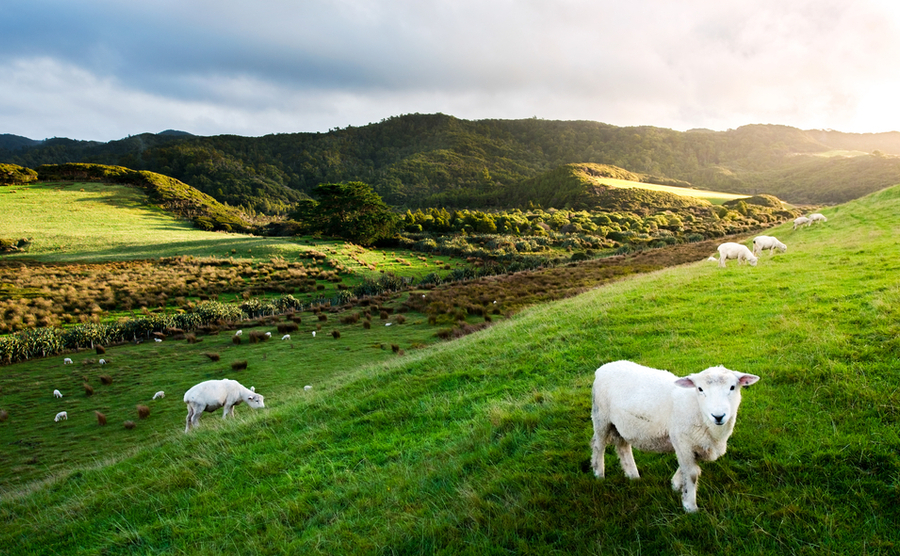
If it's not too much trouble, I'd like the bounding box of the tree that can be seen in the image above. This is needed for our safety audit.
[307,182,399,245]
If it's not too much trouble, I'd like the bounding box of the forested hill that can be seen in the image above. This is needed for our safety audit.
[4,114,900,213]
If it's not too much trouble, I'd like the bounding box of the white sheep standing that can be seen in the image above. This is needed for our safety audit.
[716,242,758,267]
[234,330,243,336]
[312,331,316,338]
[282,334,291,341]
[591,360,760,512]
[63,358,73,364]
[793,216,812,229]
[53,389,63,399]
[152,391,165,400]
[752,235,787,256]
[54,411,68,422]
[183,379,265,432]
[808,213,827,224]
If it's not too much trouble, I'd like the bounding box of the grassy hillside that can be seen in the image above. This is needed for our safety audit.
[1,182,898,553]
[0,180,282,262]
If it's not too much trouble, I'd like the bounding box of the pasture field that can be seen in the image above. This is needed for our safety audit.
[0,184,898,553]
[591,176,750,204]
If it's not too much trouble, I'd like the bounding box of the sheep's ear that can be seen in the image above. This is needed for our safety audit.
[674,377,696,389]
[737,373,760,387]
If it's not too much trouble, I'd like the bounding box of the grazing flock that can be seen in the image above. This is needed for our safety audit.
[10,209,825,513]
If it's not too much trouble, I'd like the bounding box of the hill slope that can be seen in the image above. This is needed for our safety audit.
[1,183,898,552]
[4,115,900,211]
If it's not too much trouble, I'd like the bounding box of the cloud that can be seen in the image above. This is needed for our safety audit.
[3,0,900,140]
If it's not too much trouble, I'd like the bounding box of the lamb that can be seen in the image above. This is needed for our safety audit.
[716,242,758,267]
[183,378,265,432]
[98,359,107,365]
[590,360,760,512]
[282,334,291,340]
[54,411,68,422]
[64,358,73,364]
[154,338,162,343]
[152,391,165,400]
[809,213,827,224]
[752,235,787,256]
[793,216,811,229]
[265,332,272,338]
[312,331,316,338]
[234,330,243,336]
[53,389,63,399]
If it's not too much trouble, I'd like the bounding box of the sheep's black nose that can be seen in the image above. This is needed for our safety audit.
[712,414,726,425]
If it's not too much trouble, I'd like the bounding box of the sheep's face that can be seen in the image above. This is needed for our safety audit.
[675,368,760,427]
[245,392,265,409]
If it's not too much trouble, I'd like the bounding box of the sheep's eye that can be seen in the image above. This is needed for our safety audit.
[730,385,735,391]
[698,387,703,392]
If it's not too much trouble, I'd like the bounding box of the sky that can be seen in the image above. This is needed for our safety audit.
[3,0,900,142]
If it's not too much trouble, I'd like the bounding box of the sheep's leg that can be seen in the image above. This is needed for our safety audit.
[674,450,701,513]
[718,256,726,268]
[590,431,606,478]
[615,440,640,479]
[185,405,195,433]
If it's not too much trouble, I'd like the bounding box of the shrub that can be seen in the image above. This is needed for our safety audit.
[232,336,242,345]
[95,345,106,354]
[277,322,299,333]
[363,321,371,329]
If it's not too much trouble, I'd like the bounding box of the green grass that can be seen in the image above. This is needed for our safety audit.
[2,185,900,554]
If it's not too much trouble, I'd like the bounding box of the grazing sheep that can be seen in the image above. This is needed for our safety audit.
[282,334,291,340]
[64,358,73,364]
[154,338,162,343]
[716,242,758,267]
[95,411,107,426]
[590,360,760,512]
[385,322,392,326]
[152,391,165,400]
[99,359,107,365]
[265,332,272,338]
[53,389,63,399]
[793,216,812,229]
[54,411,68,422]
[304,385,312,391]
[752,235,787,256]
[183,379,265,432]
[809,213,827,224]
[137,405,150,419]
[234,330,243,336]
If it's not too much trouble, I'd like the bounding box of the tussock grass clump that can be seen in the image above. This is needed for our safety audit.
[340,312,360,325]
[94,411,106,426]
[123,420,135,430]
[185,333,201,344]
[362,320,371,329]
[231,360,247,371]
[248,331,269,344]
[0,409,7,422]
[331,330,341,339]
[204,352,221,362]
[277,322,299,334]
[99,375,113,385]
[83,383,94,396]
[232,335,242,345]
[95,345,105,355]
[136,405,150,419]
